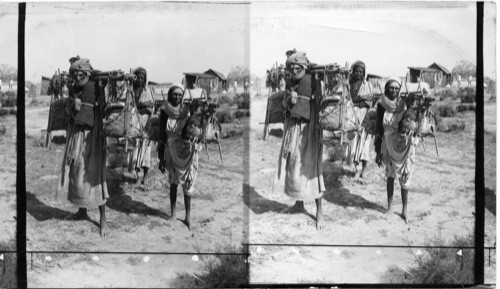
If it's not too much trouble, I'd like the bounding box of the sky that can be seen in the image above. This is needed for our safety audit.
[0,1,496,83]
[23,2,250,84]
[251,1,494,79]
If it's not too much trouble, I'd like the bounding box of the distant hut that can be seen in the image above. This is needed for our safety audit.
[406,66,441,88]
[428,63,452,86]
[183,72,217,99]
[204,69,228,92]
[41,76,52,95]
[366,73,384,96]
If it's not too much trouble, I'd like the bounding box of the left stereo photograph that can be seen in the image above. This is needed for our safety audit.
[22,2,250,288]
[0,2,19,289]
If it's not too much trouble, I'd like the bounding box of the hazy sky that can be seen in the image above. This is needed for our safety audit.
[0,2,496,83]
[251,1,494,79]
[24,2,250,83]
[0,4,18,71]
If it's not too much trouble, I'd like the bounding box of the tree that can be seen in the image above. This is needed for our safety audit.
[0,64,17,82]
[227,66,250,85]
[451,60,476,78]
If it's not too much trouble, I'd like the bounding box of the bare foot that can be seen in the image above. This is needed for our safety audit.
[401,212,411,224]
[316,211,324,230]
[167,213,177,221]
[281,203,306,214]
[381,208,393,220]
[100,221,108,237]
[182,218,191,230]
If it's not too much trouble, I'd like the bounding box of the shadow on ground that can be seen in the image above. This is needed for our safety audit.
[243,184,288,214]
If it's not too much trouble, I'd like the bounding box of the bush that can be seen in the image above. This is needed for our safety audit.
[380,233,474,284]
[215,105,234,124]
[217,94,235,107]
[233,110,250,119]
[437,104,456,117]
[171,244,247,288]
[456,104,475,113]
[435,89,454,101]
[458,87,476,103]
[0,91,17,107]
[236,92,250,109]
[0,239,17,288]
[437,120,466,133]
[0,107,17,116]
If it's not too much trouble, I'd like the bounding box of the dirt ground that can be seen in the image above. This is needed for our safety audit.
[24,95,247,287]
[247,94,496,285]
[0,114,17,245]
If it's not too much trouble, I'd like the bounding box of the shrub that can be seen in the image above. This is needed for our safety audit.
[437,104,456,117]
[0,107,17,116]
[233,110,250,119]
[456,104,475,113]
[236,92,250,109]
[171,244,247,288]
[447,121,466,132]
[217,94,236,107]
[458,87,476,103]
[0,239,17,288]
[215,105,234,124]
[380,233,474,284]
[0,91,17,107]
[437,120,466,133]
[435,89,454,101]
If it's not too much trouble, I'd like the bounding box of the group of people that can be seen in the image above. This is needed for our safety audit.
[278,51,417,229]
[57,57,200,236]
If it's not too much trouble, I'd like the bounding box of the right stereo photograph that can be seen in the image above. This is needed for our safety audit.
[247,1,495,285]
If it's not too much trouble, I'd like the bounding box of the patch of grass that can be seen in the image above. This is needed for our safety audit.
[380,232,474,284]
[215,105,234,124]
[436,103,456,117]
[458,87,476,103]
[456,104,476,113]
[221,128,244,139]
[236,93,250,109]
[0,107,17,116]
[217,94,236,107]
[0,91,17,107]
[233,110,250,119]
[171,244,247,288]
[435,89,454,101]
[437,120,466,133]
[0,239,17,288]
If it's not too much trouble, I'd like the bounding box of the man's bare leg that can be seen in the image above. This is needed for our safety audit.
[183,194,191,230]
[401,187,410,223]
[383,177,394,219]
[99,205,107,237]
[315,198,324,230]
[168,184,178,220]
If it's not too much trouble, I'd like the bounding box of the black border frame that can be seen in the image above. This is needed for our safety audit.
[14,1,489,288]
